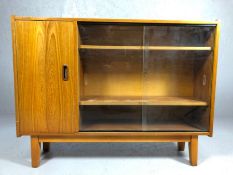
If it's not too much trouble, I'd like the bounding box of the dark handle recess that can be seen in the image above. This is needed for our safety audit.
[62,64,69,81]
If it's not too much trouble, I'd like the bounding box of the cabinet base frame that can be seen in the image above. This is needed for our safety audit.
[31,135,198,167]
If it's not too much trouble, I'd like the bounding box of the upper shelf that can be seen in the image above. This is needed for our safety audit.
[79,45,212,51]
[80,96,208,106]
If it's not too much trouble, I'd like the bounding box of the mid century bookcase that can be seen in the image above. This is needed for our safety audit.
[11,16,220,167]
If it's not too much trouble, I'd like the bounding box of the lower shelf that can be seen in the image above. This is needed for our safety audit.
[80,96,208,106]
[80,120,203,132]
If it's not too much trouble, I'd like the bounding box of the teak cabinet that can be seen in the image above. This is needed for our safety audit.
[11,16,220,167]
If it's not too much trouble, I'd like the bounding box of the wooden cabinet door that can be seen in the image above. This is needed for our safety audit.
[13,20,77,135]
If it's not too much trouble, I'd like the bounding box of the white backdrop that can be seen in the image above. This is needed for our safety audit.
[0,1,233,174]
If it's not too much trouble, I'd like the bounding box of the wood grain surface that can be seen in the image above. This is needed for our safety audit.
[13,20,77,135]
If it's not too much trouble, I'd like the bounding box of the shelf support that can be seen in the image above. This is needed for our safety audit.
[189,135,198,166]
[31,136,41,168]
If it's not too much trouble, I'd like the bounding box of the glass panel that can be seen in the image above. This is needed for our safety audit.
[144,25,215,46]
[78,22,216,132]
[78,22,143,131]
[79,22,143,46]
[80,106,142,131]
[142,24,216,132]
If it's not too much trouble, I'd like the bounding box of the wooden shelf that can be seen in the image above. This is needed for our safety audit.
[81,122,141,131]
[80,96,208,106]
[79,45,212,51]
[80,120,202,131]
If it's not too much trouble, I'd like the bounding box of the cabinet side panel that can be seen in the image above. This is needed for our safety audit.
[11,16,21,136]
[209,23,220,136]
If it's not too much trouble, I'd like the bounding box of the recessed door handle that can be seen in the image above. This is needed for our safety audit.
[62,64,69,81]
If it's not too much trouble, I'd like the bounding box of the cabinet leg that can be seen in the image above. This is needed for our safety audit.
[178,142,185,151]
[43,142,50,153]
[189,136,198,166]
[31,136,40,168]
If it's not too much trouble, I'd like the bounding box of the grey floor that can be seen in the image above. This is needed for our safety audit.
[0,115,233,175]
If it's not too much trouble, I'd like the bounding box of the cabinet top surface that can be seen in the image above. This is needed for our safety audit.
[12,16,219,25]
